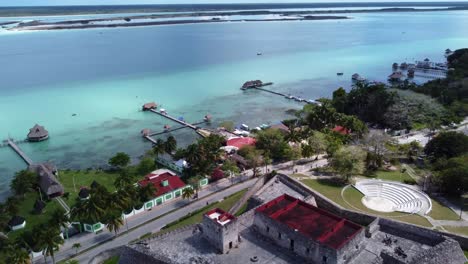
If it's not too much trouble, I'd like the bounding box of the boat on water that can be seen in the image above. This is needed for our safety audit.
[257,52,262,56]
[285,94,294,99]
[337,72,344,76]
[160,108,167,114]
[295,97,304,102]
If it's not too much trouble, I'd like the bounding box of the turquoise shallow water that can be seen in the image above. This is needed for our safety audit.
[1,10,468,200]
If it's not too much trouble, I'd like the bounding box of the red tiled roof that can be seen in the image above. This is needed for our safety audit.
[226,137,256,149]
[138,172,186,198]
[256,194,363,250]
[332,126,350,135]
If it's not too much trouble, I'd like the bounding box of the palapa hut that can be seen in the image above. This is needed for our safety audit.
[29,163,64,198]
[400,62,408,69]
[27,124,49,142]
[33,199,46,214]
[79,188,90,200]
[141,128,151,137]
[8,216,26,231]
[142,102,157,111]
[351,73,361,80]
[408,69,415,78]
[392,62,399,69]
[388,71,405,82]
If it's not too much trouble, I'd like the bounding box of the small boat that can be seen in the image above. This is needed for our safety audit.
[164,125,171,131]
[257,52,262,56]
[204,114,212,122]
[160,108,167,114]
[241,124,249,131]
[285,94,293,99]
[337,72,344,76]
[295,97,304,102]
[72,113,77,116]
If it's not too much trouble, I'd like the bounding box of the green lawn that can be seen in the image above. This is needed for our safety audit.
[158,189,247,234]
[429,198,460,221]
[7,191,63,241]
[444,226,468,237]
[59,170,120,207]
[234,201,249,216]
[367,169,416,184]
[102,255,120,264]
[301,179,432,227]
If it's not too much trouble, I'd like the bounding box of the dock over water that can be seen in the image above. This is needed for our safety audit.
[149,109,198,130]
[6,138,33,165]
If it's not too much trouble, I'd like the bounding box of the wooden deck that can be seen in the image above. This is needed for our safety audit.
[149,109,198,130]
[6,138,34,165]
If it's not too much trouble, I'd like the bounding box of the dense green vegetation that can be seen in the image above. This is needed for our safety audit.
[424,132,468,196]
[400,49,468,121]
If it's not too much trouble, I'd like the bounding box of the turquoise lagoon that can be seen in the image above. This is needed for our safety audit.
[1,10,468,199]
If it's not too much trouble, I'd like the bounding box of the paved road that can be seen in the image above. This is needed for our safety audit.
[35,157,327,263]
[38,178,256,264]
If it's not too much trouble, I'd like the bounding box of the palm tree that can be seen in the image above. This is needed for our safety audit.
[72,243,81,255]
[50,209,69,238]
[7,247,31,264]
[182,187,194,200]
[42,227,64,264]
[109,191,130,213]
[188,177,201,198]
[152,139,166,156]
[105,213,124,237]
[165,136,177,155]
[139,184,156,203]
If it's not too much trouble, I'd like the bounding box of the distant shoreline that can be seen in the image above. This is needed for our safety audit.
[12,16,350,31]
[7,6,468,32]
[1,2,468,17]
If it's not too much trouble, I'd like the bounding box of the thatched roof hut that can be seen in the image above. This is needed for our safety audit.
[8,216,26,230]
[27,124,49,142]
[142,102,157,111]
[29,163,63,198]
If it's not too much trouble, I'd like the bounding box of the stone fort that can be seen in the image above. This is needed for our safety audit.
[104,174,467,264]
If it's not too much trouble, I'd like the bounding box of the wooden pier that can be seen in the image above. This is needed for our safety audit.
[148,121,206,137]
[149,109,198,130]
[6,138,33,165]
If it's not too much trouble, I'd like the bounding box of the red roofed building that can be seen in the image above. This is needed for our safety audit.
[226,137,256,150]
[332,126,350,135]
[254,194,364,264]
[138,169,187,208]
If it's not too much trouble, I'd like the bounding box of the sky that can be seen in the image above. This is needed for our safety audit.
[3,0,468,7]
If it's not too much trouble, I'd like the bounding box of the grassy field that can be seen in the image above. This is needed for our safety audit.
[7,191,63,241]
[300,179,433,227]
[366,169,416,184]
[102,256,120,264]
[59,170,120,207]
[158,189,247,234]
[429,198,460,221]
[443,226,468,236]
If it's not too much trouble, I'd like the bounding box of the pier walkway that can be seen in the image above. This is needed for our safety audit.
[6,138,33,165]
[148,121,206,137]
[149,109,197,130]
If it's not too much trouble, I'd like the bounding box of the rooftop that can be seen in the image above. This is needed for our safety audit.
[206,208,236,226]
[226,137,256,149]
[138,170,185,198]
[28,124,48,138]
[255,194,363,250]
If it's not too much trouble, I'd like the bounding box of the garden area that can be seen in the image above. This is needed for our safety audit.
[59,169,120,207]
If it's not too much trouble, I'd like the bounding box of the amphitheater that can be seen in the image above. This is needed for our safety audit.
[354,179,432,215]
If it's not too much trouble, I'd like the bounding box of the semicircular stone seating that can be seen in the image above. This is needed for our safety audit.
[354,179,432,215]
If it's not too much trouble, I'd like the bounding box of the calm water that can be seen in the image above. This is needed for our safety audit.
[1,10,468,200]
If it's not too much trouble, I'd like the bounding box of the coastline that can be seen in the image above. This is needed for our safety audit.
[11,16,349,31]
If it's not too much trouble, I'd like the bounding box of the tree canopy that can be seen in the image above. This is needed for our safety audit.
[424,131,468,161]
[108,152,131,168]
